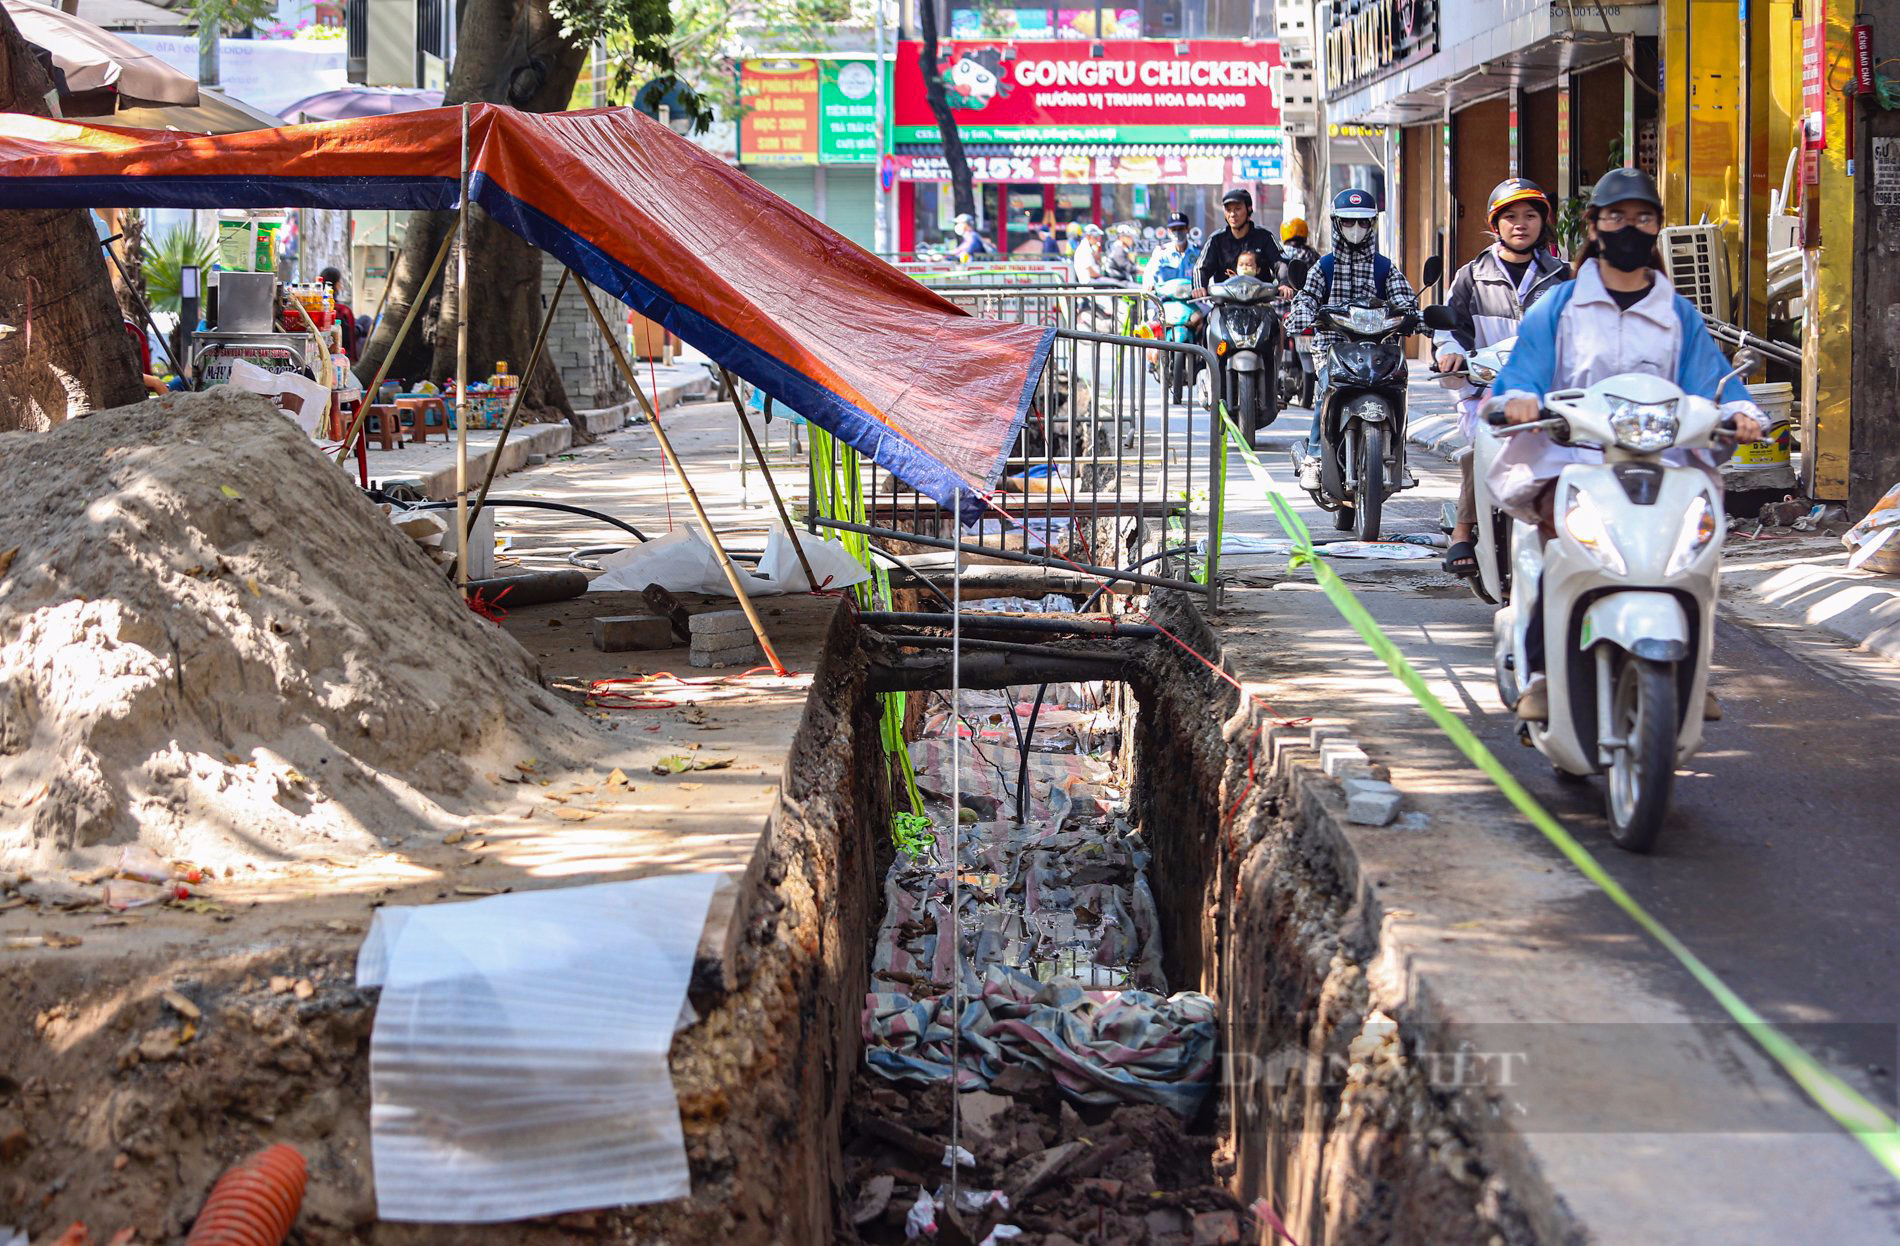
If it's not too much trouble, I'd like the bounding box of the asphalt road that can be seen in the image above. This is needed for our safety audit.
[1223,391,1900,1101]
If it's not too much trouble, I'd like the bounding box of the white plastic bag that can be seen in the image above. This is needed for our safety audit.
[356,875,722,1223]
[588,526,868,597]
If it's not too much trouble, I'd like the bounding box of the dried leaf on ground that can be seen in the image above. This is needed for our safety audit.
[442,830,467,845]
[605,768,631,788]
[0,545,17,578]
[161,989,201,1020]
[552,807,595,822]
[454,885,500,896]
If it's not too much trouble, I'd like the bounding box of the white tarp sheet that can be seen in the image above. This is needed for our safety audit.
[587,525,870,596]
[356,874,722,1222]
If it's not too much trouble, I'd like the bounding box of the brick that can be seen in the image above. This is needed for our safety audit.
[688,608,753,638]
[591,613,675,652]
[1345,781,1402,826]
[1191,1209,1241,1246]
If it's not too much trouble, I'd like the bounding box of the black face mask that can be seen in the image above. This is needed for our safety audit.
[1595,225,1654,273]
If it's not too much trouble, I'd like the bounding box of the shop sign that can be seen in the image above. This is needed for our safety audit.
[193,342,305,388]
[949,7,1140,39]
[1322,0,1438,100]
[739,59,820,164]
[892,148,1277,185]
[893,40,1283,145]
[1801,0,1826,150]
[820,60,884,164]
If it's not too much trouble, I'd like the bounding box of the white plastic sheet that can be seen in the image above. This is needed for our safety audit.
[356,874,722,1222]
[587,526,869,596]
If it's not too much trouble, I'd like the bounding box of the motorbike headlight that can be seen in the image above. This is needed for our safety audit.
[1348,307,1386,335]
[1468,363,1497,386]
[1608,398,1680,453]
[1665,494,1720,575]
[1563,488,1627,575]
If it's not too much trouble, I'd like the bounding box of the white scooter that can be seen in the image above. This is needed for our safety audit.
[1426,325,1517,606]
[1490,354,1757,852]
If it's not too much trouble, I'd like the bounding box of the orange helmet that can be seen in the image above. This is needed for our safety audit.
[1280,217,1309,242]
[1487,177,1551,226]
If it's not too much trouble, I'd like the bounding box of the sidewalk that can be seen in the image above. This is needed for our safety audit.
[1401,365,1900,667]
[365,359,717,501]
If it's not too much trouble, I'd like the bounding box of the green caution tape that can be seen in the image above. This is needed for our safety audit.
[1219,413,1900,1182]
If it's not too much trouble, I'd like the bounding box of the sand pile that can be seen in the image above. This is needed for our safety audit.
[0,389,598,871]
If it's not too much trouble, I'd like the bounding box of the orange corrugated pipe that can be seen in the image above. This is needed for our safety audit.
[183,1144,307,1246]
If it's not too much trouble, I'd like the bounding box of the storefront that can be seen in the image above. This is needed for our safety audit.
[737,57,887,251]
[890,38,1286,255]
[1321,0,1658,274]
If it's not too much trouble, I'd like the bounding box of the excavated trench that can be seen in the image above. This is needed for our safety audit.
[0,594,1536,1244]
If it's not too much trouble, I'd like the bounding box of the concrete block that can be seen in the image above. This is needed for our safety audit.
[1345,780,1402,826]
[592,613,675,652]
[690,635,761,662]
[1320,739,1371,777]
[1309,724,1351,751]
[688,608,753,638]
[690,641,761,668]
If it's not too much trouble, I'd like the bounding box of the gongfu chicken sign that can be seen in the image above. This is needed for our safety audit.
[893,40,1284,145]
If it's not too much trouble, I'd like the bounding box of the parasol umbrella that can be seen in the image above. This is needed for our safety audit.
[281,85,444,121]
[111,86,281,134]
[2,0,197,113]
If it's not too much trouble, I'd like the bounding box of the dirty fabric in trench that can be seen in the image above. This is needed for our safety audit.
[862,653,1216,1117]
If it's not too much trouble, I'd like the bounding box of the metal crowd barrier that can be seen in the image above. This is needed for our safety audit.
[810,326,1224,596]
[931,282,1147,335]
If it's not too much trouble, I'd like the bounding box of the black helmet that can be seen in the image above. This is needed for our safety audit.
[1588,168,1662,212]
[1221,188,1253,210]
[1165,211,1190,229]
[1487,178,1551,225]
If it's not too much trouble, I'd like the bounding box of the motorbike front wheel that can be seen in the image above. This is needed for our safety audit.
[1235,371,1261,446]
[1353,425,1385,541]
[1605,656,1678,853]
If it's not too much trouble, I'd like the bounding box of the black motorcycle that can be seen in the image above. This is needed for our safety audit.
[1204,274,1281,445]
[1296,258,1439,540]
[1274,297,1316,409]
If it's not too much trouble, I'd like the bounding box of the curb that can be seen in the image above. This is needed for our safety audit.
[1721,555,1900,666]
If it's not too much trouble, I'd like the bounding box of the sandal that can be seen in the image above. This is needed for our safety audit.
[1443,540,1479,578]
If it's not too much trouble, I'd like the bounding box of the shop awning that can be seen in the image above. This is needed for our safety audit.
[0,104,1052,519]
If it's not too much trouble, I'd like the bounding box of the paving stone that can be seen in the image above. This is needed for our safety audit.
[689,639,761,668]
[1320,739,1371,777]
[591,613,674,652]
[688,608,753,638]
[1346,783,1403,826]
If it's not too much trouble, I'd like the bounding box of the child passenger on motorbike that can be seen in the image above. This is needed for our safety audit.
[1482,168,1765,721]
[1433,179,1571,578]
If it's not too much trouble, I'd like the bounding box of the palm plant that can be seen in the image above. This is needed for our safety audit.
[144,226,219,314]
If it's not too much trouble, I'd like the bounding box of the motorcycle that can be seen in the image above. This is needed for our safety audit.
[1274,297,1317,409]
[1147,277,1199,402]
[1205,274,1281,444]
[1421,305,1515,605]
[1490,352,1759,851]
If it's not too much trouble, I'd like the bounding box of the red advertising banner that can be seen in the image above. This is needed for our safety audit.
[740,59,820,164]
[1801,0,1826,150]
[893,39,1283,145]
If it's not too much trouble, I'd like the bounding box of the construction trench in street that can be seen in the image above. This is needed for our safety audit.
[5,361,1900,1241]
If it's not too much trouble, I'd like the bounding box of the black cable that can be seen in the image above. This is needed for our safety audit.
[392,497,649,544]
[1013,545,1192,824]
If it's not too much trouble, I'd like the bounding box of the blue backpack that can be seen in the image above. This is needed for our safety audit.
[1315,252,1393,301]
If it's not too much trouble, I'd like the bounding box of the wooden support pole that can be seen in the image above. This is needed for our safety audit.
[454,102,472,598]
[718,367,819,590]
[464,268,568,548]
[571,277,787,674]
[335,229,455,461]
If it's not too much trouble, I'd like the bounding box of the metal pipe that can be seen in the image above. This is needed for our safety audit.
[454,102,472,598]
[858,611,1160,637]
[811,518,1201,595]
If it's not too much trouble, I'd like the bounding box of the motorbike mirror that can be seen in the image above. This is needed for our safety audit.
[1421,255,1444,291]
[1420,305,1460,332]
[1720,347,1763,391]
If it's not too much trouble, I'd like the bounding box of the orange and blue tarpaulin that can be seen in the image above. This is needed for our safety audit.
[0,104,1052,519]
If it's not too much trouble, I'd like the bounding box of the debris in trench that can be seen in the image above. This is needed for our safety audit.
[845,661,1227,1244]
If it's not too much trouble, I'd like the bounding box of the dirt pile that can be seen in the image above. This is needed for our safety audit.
[0,389,597,872]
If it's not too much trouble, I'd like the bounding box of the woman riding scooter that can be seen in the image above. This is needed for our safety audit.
[1485,168,1765,722]
[1434,178,1571,578]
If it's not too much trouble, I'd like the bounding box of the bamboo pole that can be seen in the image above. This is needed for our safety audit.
[334,229,455,461]
[464,268,568,547]
[572,277,786,674]
[717,366,818,591]
[454,102,472,598]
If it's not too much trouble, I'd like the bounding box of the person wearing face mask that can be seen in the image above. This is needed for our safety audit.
[1433,179,1572,577]
[1288,187,1420,486]
[1142,212,1200,292]
[1483,168,1766,722]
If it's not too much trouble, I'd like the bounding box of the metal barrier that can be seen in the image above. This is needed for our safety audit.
[931,282,1147,335]
[811,326,1224,596]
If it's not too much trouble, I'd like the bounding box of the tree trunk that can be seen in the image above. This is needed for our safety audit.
[917,0,975,222]
[0,8,144,430]
[357,0,588,436]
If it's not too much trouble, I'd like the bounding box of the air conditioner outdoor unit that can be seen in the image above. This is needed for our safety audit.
[1660,224,1731,322]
